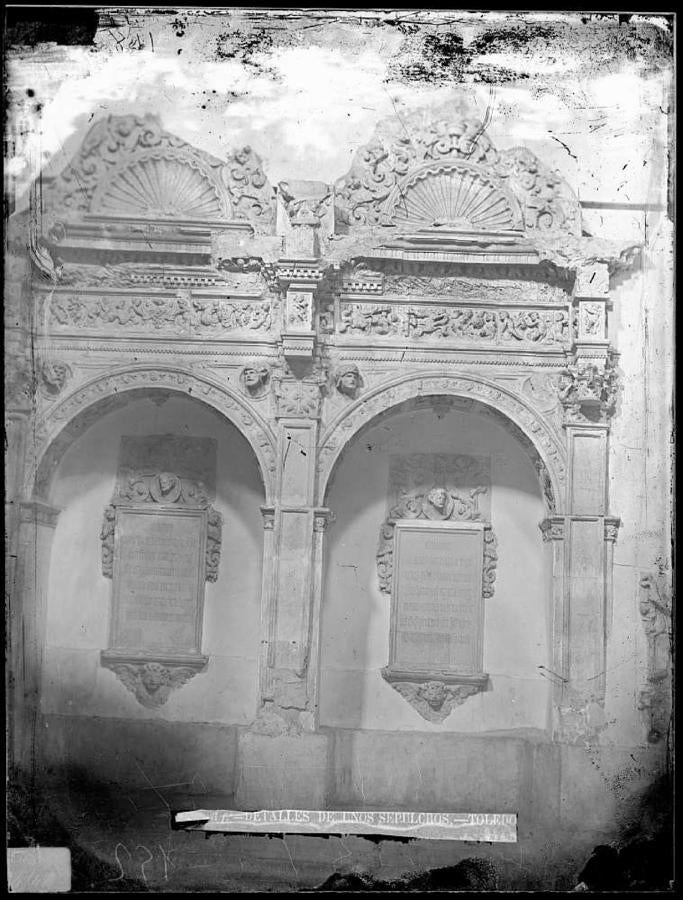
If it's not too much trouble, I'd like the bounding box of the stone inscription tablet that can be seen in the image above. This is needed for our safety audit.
[112,507,206,654]
[391,520,484,674]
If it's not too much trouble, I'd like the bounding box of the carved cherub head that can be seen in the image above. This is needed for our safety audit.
[141,663,167,694]
[419,681,447,710]
[240,362,270,397]
[334,363,361,398]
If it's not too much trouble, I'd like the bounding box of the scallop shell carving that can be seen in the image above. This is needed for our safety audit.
[385,162,524,231]
[93,155,228,220]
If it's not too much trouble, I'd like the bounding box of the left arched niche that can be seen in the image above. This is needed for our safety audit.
[41,391,265,726]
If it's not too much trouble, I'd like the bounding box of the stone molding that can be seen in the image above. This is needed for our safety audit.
[317,370,567,510]
[27,366,278,503]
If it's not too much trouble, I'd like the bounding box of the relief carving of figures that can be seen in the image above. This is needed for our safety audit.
[285,291,313,330]
[239,361,271,399]
[106,661,201,708]
[390,680,482,724]
[48,293,272,334]
[559,353,619,422]
[638,572,672,743]
[338,303,407,336]
[581,302,603,336]
[337,303,568,344]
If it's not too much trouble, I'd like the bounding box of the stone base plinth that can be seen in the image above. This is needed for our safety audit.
[234,731,330,810]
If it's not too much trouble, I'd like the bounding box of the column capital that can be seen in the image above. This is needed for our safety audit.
[260,505,276,530]
[313,507,334,532]
[604,516,621,542]
[540,515,565,542]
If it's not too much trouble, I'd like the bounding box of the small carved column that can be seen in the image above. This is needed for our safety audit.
[237,379,330,810]
[255,377,325,732]
[553,261,620,740]
[540,515,568,716]
[9,501,61,775]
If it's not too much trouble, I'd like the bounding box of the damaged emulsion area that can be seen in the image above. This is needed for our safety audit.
[383,17,673,84]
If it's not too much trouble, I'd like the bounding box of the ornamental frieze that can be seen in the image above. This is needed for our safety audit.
[338,303,568,344]
[47,293,272,334]
[56,262,267,293]
[380,274,570,304]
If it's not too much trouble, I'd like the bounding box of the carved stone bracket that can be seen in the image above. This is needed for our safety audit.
[638,571,672,744]
[381,670,489,723]
[559,351,620,423]
[100,651,207,708]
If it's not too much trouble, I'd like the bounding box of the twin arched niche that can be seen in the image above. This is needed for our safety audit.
[26,366,278,504]
[317,372,566,514]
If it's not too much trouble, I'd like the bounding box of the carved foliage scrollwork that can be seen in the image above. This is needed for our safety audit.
[45,114,274,227]
[638,571,672,744]
[559,352,620,422]
[335,113,580,234]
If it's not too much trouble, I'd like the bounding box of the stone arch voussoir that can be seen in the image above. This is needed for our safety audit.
[25,365,278,504]
[317,371,567,512]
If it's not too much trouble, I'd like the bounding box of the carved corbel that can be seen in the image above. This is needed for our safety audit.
[383,674,487,724]
[100,654,207,708]
[558,351,620,423]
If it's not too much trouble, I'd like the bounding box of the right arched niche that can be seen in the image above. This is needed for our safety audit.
[320,395,551,732]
